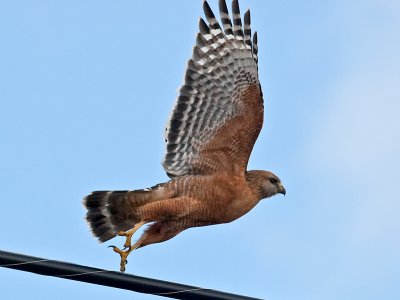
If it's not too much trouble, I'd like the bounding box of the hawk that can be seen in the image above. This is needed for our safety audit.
[83,0,285,272]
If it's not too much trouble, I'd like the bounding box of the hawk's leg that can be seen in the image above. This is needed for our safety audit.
[117,221,146,249]
[109,221,146,272]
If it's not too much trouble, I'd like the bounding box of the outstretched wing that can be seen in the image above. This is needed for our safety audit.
[163,0,263,178]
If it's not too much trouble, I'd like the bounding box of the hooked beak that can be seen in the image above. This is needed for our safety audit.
[278,185,286,196]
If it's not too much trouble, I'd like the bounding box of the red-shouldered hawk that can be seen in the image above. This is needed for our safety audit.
[83,0,285,272]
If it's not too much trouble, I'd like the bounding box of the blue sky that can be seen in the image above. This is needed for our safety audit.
[1,0,399,299]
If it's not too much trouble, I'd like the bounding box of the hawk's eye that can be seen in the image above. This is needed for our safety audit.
[269,178,277,184]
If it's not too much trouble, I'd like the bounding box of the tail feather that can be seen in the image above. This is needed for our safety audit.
[83,185,167,242]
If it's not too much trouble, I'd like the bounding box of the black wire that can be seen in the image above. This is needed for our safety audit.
[0,250,262,300]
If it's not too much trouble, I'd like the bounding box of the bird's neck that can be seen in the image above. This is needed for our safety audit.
[245,170,265,200]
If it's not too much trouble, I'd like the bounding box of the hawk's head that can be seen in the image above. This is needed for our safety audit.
[246,170,286,199]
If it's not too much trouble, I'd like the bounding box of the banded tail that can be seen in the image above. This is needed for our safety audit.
[83,184,170,242]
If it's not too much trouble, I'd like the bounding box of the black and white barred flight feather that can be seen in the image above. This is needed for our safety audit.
[163,0,260,178]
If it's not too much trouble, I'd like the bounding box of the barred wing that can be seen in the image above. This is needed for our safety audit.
[163,0,263,178]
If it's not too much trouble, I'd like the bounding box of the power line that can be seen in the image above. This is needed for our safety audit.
[0,250,262,300]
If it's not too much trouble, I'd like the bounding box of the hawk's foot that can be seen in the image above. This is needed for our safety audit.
[109,240,142,272]
[108,245,129,272]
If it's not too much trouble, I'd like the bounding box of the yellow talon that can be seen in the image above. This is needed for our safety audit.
[109,221,146,272]
[108,245,131,272]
